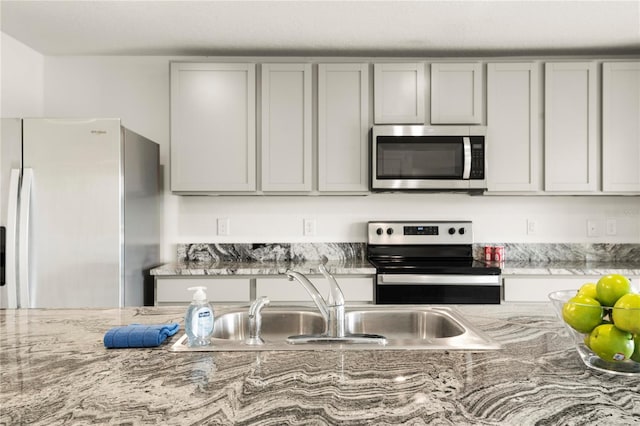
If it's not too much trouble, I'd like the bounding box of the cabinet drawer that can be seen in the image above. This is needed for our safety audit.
[256,277,374,303]
[155,277,250,305]
[503,276,639,302]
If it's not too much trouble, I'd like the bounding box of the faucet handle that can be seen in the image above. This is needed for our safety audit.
[318,263,345,306]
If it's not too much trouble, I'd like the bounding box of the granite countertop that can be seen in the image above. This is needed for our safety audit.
[2,304,639,425]
[151,259,639,277]
[151,259,377,276]
[498,260,640,276]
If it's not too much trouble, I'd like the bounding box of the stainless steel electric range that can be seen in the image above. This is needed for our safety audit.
[367,221,502,304]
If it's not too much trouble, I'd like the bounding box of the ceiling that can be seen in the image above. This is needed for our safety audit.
[1,0,639,57]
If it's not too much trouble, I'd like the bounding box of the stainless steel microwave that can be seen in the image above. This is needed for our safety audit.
[371,125,487,192]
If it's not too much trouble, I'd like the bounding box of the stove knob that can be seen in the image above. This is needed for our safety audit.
[448,227,456,235]
[458,227,465,235]
[376,227,384,235]
[386,228,394,235]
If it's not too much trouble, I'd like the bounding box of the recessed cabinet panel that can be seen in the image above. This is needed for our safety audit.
[431,63,482,124]
[261,64,312,191]
[170,62,256,192]
[486,63,540,191]
[155,277,251,305]
[544,62,597,192]
[374,63,425,124]
[318,63,370,192]
[256,277,374,303]
[602,62,640,193]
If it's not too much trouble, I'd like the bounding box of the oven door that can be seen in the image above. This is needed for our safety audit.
[375,274,501,304]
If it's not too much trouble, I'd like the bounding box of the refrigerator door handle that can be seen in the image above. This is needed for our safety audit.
[4,169,20,308]
[18,168,33,308]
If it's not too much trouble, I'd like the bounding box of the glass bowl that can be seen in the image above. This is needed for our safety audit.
[548,290,640,376]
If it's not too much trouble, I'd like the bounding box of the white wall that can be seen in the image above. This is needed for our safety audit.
[25,55,640,260]
[1,32,44,117]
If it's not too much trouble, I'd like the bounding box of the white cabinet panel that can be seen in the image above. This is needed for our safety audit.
[486,63,540,191]
[318,63,370,192]
[155,277,251,305]
[256,277,374,303]
[431,63,482,124]
[544,62,597,192]
[261,63,312,191]
[504,276,639,302]
[374,63,425,124]
[170,62,256,192]
[602,62,640,193]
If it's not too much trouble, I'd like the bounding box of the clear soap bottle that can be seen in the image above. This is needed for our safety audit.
[185,286,214,347]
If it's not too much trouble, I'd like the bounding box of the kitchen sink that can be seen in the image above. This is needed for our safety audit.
[170,305,500,352]
[212,309,325,340]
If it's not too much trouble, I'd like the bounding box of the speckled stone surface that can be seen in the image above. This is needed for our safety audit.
[152,243,640,277]
[2,304,639,425]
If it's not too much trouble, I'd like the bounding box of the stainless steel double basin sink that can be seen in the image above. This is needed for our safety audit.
[171,305,501,352]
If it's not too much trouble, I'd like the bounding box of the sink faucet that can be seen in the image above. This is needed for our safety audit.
[246,296,270,345]
[285,265,345,338]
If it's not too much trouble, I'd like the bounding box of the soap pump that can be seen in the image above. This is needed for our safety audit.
[185,286,214,347]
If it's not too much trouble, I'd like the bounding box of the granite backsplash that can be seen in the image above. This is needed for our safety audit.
[177,243,640,263]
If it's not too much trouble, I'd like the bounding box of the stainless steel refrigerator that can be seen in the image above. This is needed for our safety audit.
[0,118,160,308]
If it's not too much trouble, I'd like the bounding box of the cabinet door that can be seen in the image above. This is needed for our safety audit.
[155,277,251,305]
[318,63,370,192]
[374,63,425,124]
[256,277,374,303]
[431,63,482,124]
[602,62,640,193]
[486,63,540,191]
[170,62,256,192]
[544,62,597,192]
[261,64,312,191]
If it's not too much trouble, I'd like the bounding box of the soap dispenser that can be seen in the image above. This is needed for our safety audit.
[185,286,215,347]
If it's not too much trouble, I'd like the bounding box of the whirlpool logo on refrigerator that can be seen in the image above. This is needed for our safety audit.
[90,130,108,135]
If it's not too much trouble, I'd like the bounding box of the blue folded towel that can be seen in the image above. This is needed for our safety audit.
[103,323,180,348]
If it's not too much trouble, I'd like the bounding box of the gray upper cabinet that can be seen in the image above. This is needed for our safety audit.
[431,63,482,124]
[261,63,312,192]
[486,63,540,192]
[374,63,425,124]
[170,62,256,193]
[318,63,370,192]
[544,62,597,192]
[602,62,640,193]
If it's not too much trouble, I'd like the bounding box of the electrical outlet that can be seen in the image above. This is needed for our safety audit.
[526,219,537,235]
[217,218,230,236]
[303,218,316,236]
[587,220,600,237]
[606,218,617,236]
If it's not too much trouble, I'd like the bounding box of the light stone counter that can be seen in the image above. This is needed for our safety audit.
[151,259,377,277]
[1,304,639,425]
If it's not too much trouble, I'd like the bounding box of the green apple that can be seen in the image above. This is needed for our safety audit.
[632,335,640,363]
[589,324,634,362]
[596,274,632,306]
[562,295,603,333]
[577,282,598,300]
[612,293,640,334]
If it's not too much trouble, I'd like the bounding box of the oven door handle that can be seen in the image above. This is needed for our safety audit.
[378,274,500,286]
[462,137,471,179]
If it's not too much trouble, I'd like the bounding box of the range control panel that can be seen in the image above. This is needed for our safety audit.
[367,221,473,245]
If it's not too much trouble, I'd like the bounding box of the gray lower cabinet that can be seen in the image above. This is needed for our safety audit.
[155,277,251,305]
[256,277,374,303]
[503,276,640,302]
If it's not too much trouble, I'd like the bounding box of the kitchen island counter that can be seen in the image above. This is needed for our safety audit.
[1,304,638,425]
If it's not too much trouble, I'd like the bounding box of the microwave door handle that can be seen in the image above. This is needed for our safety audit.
[462,137,471,179]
